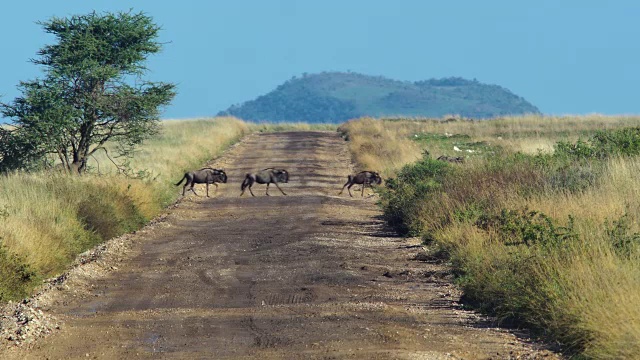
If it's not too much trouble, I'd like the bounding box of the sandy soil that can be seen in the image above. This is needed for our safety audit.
[1,131,561,359]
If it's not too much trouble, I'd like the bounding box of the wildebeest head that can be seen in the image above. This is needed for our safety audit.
[370,172,382,185]
[216,170,228,183]
[269,169,289,183]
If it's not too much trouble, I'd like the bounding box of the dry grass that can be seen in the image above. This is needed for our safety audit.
[341,114,640,159]
[429,157,640,357]
[338,117,421,177]
[90,117,249,182]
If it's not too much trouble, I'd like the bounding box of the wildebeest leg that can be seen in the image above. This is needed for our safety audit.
[189,185,200,197]
[240,175,254,197]
[206,183,210,197]
[273,182,287,195]
[241,185,255,197]
[339,179,351,195]
[347,183,354,197]
[265,183,270,196]
[361,183,366,197]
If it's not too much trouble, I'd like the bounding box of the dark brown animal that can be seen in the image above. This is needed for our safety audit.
[339,171,382,197]
[437,155,465,163]
[240,168,289,196]
[175,168,227,197]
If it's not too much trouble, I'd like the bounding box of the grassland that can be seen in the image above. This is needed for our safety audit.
[0,117,339,302]
[340,114,640,359]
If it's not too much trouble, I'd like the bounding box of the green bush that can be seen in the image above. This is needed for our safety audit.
[455,249,545,326]
[476,208,577,249]
[0,243,36,302]
[380,158,450,235]
[554,127,640,160]
[605,213,640,258]
[591,127,640,158]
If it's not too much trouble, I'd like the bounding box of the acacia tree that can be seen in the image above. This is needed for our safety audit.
[0,10,175,174]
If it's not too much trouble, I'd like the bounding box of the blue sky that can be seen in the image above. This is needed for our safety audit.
[1,1,639,119]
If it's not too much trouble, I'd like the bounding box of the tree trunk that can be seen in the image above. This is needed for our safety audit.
[71,152,87,175]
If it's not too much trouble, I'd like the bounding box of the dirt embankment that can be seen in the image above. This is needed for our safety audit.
[1,131,560,359]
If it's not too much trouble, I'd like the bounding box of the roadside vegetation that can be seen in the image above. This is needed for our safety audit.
[340,114,640,359]
[0,117,249,302]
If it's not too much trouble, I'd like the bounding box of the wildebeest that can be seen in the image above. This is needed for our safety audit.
[175,168,227,197]
[437,155,465,163]
[240,168,289,196]
[339,171,382,197]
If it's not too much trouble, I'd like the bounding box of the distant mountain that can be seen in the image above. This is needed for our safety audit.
[218,72,540,122]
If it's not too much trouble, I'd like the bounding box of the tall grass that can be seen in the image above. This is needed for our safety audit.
[0,117,250,301]
[340,114,640,162]
[434,156,640,358]
[90,117,250,205]
[343,115,640,358]
[338,117,421,177]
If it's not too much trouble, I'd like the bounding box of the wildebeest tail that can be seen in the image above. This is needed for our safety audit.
[175,174,187,186]
[240,173,252,191]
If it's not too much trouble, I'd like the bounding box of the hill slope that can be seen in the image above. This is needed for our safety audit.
[218,72,540,122]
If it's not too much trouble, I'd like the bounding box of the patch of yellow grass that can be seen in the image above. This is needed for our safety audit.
[342,114,640,163]
[90,117,249,184]
[521,157,640,232]
[339,117,421,177]
[553,247,640,358]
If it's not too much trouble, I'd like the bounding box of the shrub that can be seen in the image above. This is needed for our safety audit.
[380,157,450,235]
[476,208,577,249]
[0,243,36,302]
[605,213,640,258]
[591,127,640,158]
[554,126,640,160]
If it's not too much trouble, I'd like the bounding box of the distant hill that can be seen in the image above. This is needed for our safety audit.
[218,72,540,122]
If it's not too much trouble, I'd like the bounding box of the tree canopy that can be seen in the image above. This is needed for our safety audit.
[0,10,175,174]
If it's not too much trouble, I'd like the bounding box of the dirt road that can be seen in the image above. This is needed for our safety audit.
[3,131,559,359]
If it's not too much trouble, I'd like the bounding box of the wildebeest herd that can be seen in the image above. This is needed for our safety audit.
[176,152,462,198]
[175,168,383,197]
